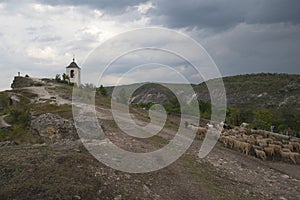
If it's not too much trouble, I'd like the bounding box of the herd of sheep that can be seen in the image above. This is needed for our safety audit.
[187,122,300,164]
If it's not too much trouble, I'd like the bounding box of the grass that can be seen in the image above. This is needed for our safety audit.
[95,94,111,109]
[148,135,169,148]
[31,103,72,119]
[0,147,117,199]
[0,88,72,144]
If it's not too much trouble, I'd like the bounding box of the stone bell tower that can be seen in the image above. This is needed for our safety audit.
[66,57,81,86]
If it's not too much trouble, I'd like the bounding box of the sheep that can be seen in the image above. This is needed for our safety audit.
[290,141,300,152]
[196,127,207,139]
[250,129,260,135]
[264,146,275,160]
[254,148,267,161]
[264,138,273,144]
[240,122,249,129]
[256,139,268,148]
[240,141,251,155]
[280,150,299,164]
[273,140,282,146]
[233,139,242,150]
[246,138,256,145]
[281,148,291,152]
[264,131,272,138]
[282,144,293,152]
[268,144,281,155]
[256,135,264,140]
[230,129,240,135]
[252,145,263,151]
[222,136,235,149]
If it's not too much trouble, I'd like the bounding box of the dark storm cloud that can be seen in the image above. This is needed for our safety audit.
[149,0,300,31]
[201,23,300,76]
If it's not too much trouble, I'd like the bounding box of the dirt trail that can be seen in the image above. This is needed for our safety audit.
[26,86,71,105]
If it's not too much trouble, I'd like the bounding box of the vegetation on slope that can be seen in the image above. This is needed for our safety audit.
[112,73,300,136]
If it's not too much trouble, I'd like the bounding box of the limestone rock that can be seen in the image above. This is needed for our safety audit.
[31,113,78,143]
[11,76,43,89]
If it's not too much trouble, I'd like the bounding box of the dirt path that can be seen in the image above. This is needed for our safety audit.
[26,86,71,105]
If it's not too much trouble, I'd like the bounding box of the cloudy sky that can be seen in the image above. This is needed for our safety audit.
[0,0,299,90]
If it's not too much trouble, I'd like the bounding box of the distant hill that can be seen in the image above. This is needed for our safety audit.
[195,73,300,109]
[109,73,300,110]
[107,73,300,134]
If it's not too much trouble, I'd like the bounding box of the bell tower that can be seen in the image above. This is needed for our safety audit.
[66,57,81,86]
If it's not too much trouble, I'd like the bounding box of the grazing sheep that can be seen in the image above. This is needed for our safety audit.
[233,139,241,150]
[254,148,267,161]
[290,141,300,152]
[281,148,291,152]
[196,127,207,139]
[240,122,249,129]
[256,139,268,148]
[240,141,251,155]
[255,135,264,140]
[252,145,263,151]
[222,136,235,149]
[264,146,275,160]
[282,144,293,152]
[280,150,299,164]
[264,131,272,138]
[268,144,282,155]
[273,140,282,146]
[250,129,260,135]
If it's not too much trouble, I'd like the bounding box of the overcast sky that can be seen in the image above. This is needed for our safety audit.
[0,0,299,90]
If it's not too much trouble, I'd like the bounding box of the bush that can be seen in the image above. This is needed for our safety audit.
[96,85,108,96]
[8,107,30,127]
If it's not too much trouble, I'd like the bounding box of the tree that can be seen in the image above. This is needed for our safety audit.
[62,73,70,84]
[252,109,274,130]
[198,100,211,119]
[226,107,241,126]
[96,85,108,96]
[55,74,61,82]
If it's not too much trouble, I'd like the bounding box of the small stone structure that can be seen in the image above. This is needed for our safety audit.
[66,58,81,86]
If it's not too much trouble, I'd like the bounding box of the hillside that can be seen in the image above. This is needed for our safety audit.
[115,73,300,109]
[0,76,300,199]
[108,73,300,134]
[194,73,300,109]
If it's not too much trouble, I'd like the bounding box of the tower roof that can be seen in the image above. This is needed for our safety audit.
[66,58,81,69]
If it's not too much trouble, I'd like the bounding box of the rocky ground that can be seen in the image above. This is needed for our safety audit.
[0,82,299,200]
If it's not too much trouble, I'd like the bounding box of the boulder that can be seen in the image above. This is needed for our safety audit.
[9,94,20,105]
[31,113,78,143]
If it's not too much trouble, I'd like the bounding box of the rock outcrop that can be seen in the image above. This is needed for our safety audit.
[11,77,44,89]
[31,113,78,143]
